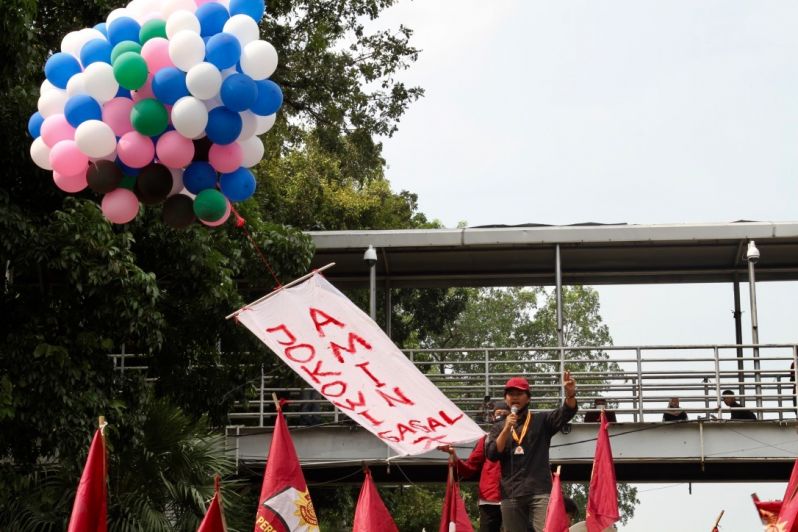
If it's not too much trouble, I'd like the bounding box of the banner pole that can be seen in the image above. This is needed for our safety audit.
[226,262,336,320]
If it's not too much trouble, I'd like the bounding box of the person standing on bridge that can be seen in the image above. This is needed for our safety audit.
[721,390,757,420]
[486,373,578,532]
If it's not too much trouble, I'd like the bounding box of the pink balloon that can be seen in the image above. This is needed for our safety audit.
[53,169,88,193]
[201,199,231,227]
[102,98,135,136]
[102,188,140,224]
[156,131,195,168]
[41,114,76,147]
[208,143,243,173]
[117,131,155,168]
[131,74,155,102]
[141,38,174,75]
[49,140,89,177]
[195,0,215,6]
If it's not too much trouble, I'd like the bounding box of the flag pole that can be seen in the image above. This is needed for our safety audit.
[225,262,336,320]
[711,509,724,531]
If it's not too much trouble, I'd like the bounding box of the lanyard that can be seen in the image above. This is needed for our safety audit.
[511,412,532,445]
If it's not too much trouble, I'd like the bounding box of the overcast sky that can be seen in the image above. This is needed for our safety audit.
[369,1,798,530]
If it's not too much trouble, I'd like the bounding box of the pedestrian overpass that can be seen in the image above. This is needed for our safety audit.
[222,221,798,484]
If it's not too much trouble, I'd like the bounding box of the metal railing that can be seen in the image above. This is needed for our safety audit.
[110,343,798,427]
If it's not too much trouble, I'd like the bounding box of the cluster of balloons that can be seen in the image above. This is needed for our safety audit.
[29,0,281,227]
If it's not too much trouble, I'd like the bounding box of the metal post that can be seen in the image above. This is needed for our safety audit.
[636,348,644,422]
[733,276,744,397]
[259,363,265,427]
[714,346,722,419]
[369,262,377,321]
[385,278,392,338]
[484,350,490,397]
[747,256,762,416]
[555,244,565,401]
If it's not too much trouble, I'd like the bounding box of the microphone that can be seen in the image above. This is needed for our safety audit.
[511,406,518,415]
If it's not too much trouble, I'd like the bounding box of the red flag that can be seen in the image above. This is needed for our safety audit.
[67,424,107,532]
[198,475,227,532]
[352,466,398,532]
[544,467,570,532]
[752,493,781,527]
[586,410,619,532]
[774,459,798,531]
[254,405,319,532]
[439,458,474,532]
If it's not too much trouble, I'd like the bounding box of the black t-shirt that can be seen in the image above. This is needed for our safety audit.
[485,402,578,498]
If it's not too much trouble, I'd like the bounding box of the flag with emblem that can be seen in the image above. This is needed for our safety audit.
[254,403,319,532]
[67,419,107,532]
[586,410,619,532]
[772,459,798,531]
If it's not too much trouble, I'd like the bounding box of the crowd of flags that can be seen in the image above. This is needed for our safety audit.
[66,408,798,531]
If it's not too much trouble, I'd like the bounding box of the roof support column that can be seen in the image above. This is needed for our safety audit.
[556,244,565,400]
[733,275,745,397]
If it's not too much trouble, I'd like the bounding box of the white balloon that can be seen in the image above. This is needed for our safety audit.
[186,62,222,99]
[254,113,276,135]
[220,67,237,80]
[240,40,278,80]
[166,10,200,38]
[169,30,206,72]
[66,73,88,96]
[239,136,264,168]
[168,168,184,196]
[83,63,119,104]
[30,137,53,170]
[171,96,208,138]
[237,111,257,141]
[202,96,222,112]
[40,79,57,95]
[107,7,133,25]
[38,90,69,117]
[90,150,117,162]
[223,15,260,47]
[75,120,117,158]
[162,0,196,18]
[60,31,83,57]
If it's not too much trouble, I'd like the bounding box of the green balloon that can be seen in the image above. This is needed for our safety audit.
[193,189,227,222]
[113,52,148,90]
[130,99,168,137]
[110,41,142,63]
[119,174,137,190]
[139,19,166,44]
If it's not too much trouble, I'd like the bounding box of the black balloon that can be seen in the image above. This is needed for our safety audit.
[86,160,123,194]
[192,137,212,162]
[162,194,196,229]
[135,163,173,205]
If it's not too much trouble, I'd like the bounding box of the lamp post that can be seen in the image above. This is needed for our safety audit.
[364,245,377,320]
[746,240,762,417]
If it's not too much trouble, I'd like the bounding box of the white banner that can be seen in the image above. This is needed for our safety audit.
[235,273,484,456]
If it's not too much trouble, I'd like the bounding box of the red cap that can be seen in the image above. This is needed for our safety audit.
[504,377,530,392]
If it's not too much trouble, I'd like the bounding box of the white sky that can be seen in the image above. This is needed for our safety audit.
[369,1,798,530]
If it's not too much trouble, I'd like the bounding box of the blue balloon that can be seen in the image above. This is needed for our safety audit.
[220,73,257,112]
[94,22,108,37]
[196,3,230,37]
[28,112,44,138]
[205,33,241,70]
[152,67,189,105]
[44,52,82,89]
[107,17,141,46]
[64,94,102,127]
[220,167,256,202]
[183,162,218,193]
[229,0,265,22]
[116,158,141,177]
[116,86,131,98]
[251,79,282,116]
[80,38,113,66]
[206,107,242,145]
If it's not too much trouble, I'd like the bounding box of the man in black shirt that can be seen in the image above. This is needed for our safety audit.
[485,372,578,532]
[721,390,757,420]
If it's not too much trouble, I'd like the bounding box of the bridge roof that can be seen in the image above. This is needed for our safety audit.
[308,221,798,288]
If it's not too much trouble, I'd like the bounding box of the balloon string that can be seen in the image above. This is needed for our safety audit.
[229,205,283,289]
